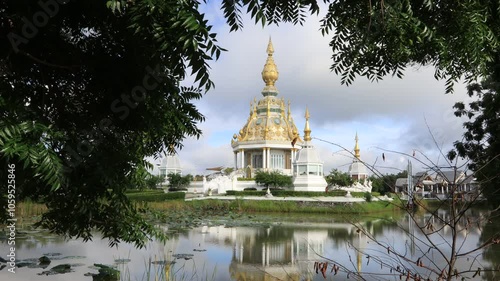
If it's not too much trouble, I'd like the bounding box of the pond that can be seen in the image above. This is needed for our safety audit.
[1,209,499,280]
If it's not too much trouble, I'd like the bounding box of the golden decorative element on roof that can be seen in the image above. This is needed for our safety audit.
[303,107,312,141]
[287,100,291,121]
[231,39,303,145]
[261,38,279,93]
[354,132,360,159]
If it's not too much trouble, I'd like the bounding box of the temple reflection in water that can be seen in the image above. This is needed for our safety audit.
[228,227,325,280]
[181,220,373,281]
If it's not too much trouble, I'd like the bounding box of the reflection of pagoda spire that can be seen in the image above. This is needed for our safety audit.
[357,248,362,273]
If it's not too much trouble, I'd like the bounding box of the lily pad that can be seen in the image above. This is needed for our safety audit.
[28,263,50,269]
[20,258,39,263]
[172,253,194,260]
[150,260,175,265]
[63,255,86,260]
[17,262,34,268]
[43,252,62,257]
[39,256,51,265]
[87,264,120,281]
[113,258,131,264]
[38,264,72,275]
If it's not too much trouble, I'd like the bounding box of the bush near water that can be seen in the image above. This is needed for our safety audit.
[125,190,185,201]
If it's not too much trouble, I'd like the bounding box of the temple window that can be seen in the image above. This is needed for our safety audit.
[270,153,284,169]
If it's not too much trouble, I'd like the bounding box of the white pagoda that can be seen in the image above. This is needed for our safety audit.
[158,153,182,177]
[292,108,328,191]
[348,133,368,181]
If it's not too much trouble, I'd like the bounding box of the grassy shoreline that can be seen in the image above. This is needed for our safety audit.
[136,198,400,215]
[10,196,400,224]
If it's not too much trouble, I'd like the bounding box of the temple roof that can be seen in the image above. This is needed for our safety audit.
[232,39,302,145]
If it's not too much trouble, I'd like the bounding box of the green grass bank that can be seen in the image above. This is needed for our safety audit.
[137,197,399,215]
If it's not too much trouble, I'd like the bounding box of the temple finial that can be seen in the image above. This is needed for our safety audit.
[354,132,360,159]
[266,37,274,55]
[261,37,279,94]
[304,107,311,141]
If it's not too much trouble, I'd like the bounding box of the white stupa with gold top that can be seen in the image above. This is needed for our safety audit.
[292,108,328,192]
[348,133,368,181]
[346,133,372,192]
[231,39,302,177]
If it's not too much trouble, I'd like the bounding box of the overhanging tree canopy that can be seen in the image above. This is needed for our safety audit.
[0,0,222,247]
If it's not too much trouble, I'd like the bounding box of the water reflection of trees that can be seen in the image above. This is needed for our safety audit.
[15,231,66,250]
[478,210,500,280]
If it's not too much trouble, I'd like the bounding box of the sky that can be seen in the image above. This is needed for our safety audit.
[153,3,474,176]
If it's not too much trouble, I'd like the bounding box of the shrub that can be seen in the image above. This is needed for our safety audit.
[255,170,293,188]
[237,177,255,181]
[167,173,192,189]
[350,192,365,198]
[126,191,185,201]
[168,187,188,192]
[364,192,372,202]
[225,190,348,197]
[325,169,354,187]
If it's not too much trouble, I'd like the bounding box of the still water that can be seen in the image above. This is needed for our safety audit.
[1,210,499,281]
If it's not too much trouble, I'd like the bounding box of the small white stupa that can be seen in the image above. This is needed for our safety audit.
[159,153,182,177]
[345,133,372,193]
[292,108,328,192]
[348,133,368,181]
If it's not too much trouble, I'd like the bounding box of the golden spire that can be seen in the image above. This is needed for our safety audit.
[304,107,311,141]
[354,132,360,159]
[287,100,291,120]
[261,38,279,93]
[250,101,256,118]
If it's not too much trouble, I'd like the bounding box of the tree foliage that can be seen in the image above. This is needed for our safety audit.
[0,0,222,247]
[370,170,408,195]
[319,0,500,92]
[128,163,164,190]
[167,173,193,191]
[255,170,293,189]
[325,169,353,187]
[448,78,500,204]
